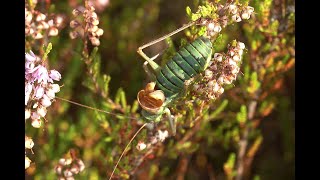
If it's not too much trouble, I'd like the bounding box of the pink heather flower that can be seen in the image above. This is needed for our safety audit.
[34,85,44,99]
[25,51,37,62]
[33,65,49,84]
[25,136,34,149]
[25,109,31,120]
[25,61,35,74]
[50,84,60,93]
[25,83,33,105]
[31,119,42,128]
[37,106,47,117]
[25,156,31,169]
[25,83,33,95]
[49,70,61,81]
[25,94,30,106]
[31,112,40,120]
[46,89,55,99]
[41,94,52,107]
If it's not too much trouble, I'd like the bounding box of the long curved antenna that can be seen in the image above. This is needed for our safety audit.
[109,123,148,180]
[55,96,140,121]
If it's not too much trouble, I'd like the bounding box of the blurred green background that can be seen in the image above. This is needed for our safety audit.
[25,0,294,179]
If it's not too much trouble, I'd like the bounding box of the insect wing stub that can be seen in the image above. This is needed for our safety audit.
[155,36,213,97]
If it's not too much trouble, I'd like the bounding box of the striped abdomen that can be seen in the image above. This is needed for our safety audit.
[156,36,212,97]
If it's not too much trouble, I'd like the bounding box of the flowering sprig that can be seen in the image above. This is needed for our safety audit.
[69,1,104,46]
[54,150,85,180]
[25,4,64,39]
[25,49,61,128]
[186,2,254,39]
[189,40,245,101]
[25,46,61,169]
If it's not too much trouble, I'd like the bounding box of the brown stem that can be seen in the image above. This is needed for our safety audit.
[177,155,190,180]
[235,100,257,180]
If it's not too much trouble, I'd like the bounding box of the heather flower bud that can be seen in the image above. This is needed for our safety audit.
[70,165,80,174]
[91,18,99,26]
[55,15,64,27]
[50,84,61,93]
[95,28,104,36]
[32,102,39,109]
[207,23,215,31]
[91,12,98,19]
[59,158,72,166]
[34,65,50,84]
[55,166,62,175]
[238,42,245,49]
[48,27,59,36]
[77,160,85,171]
[246,6,254,14]
[218,76,224,84]
[41,21,49,29]
[214,53,223,62]
[25,136,34,149]
[156,130,169,142]
[229,4,238,14]
[90,37,100,46]
[64,169,73,177]
[214,25,222,33]
[72,9,82,16]
[204,69,213,79]
[69,31,79,39]
[223,78,232,85]
[31,112,40,120]
[25,61,35,73]
[233,54,240,62]
[136,142,147,151]
[25,11,33,24]
[232,14,242,22]
[46,88,56,99]
[212,82,220,92]
[34,32,43,39]
[88,25,98,33]
[210,64,218,71]
[37,106,47,117]
[70,20,80,28]
[232,67,240,74]
[218,87,224,94]
[241,12,250,20]
[49,70,62,81]
[25,156,31,169]
[34,86,44,99]
[208,80,215,88]
[36,13,46,21]
[25,109,31,120]
[41,95,52,107]
[238,49,243,56]
[31,119,42,128]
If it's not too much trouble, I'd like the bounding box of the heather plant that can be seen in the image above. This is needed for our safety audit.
[25,0,294,179]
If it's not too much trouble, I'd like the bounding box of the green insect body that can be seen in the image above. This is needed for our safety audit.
[155,36,213,97]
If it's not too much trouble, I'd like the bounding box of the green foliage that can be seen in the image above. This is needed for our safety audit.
[25,0,294,179]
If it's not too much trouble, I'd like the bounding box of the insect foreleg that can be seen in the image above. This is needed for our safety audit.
[143,61,157,81]
[164,107,176,136]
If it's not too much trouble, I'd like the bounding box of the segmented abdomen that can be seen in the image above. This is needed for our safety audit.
[156,36,212,97]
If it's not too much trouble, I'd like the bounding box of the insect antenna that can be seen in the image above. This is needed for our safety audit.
[55,96,140,120]
[109,123,148,180]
